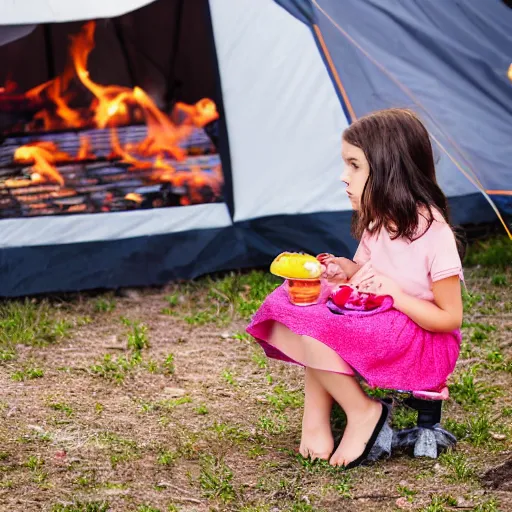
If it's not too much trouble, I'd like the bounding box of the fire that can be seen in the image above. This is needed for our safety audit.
[76,136,94,160]
[5,20,222,201]
[14,142,66,185]
[509,64,512,82]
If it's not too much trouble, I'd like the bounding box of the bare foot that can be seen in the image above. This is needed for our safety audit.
[299,411,334,461]
[329,400,383,467]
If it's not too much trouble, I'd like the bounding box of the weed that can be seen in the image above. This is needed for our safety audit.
[0,348,16,363]
[199,454,236,503]
[252,350,268,369]
[89,352,142,382]
[162,353,175,375]
[95,432,139,468]
[474,498,500,512]
[48,401,74,417]
[334,473,352,498]
[470,329,489,344]
[0,300,71,352]
[124,320,149,351]
[449,367,500,408]
[146,359,159,373]
[25,455,44,471]
[138,396,191,413]
[94,297,116,313]
[157,450,177,466]
[211,422,252,444]
[222,369,236,386]
[462,321,496,332]
[462,290,482,313]
[465,237,512,268]
[12,367,44,381]
[196,404,208,415]
[51,502,109,512]
[397,484,417,502]
[136,507,160,512]
[392,406,417,429]
[439,450,474,482]
[421,493,457,512]
[258,413,287,435]
[266,383,303,411]
[165,294,180,307]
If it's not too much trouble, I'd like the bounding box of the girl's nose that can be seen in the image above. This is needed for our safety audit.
[340,169,349,185]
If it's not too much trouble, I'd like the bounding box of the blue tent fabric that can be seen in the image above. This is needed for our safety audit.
[273,0,316,25]
[288,0,512,220]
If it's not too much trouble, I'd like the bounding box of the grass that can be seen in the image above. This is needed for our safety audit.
[0,299,72,363]
[0,236,510,510]
[51,503,110,512]
[199,454,236,503]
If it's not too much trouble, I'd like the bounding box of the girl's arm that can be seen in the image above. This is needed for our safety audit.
[393,276,463,332]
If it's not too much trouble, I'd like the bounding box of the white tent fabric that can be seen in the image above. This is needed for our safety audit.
[0,204,232,248]
[0,0,154,25]
[210,0,350,222]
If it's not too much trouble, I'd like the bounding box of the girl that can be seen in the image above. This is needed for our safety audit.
[246,109,464,469]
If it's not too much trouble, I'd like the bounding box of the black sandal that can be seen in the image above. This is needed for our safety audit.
[344,401,393,470]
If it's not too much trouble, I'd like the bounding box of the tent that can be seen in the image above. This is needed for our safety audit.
[0,0,510,297]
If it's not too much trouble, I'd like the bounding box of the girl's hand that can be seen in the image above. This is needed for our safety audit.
[317,254,348,284]
[357,274,403,300]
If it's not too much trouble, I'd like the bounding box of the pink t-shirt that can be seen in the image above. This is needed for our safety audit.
[353,212,463,302]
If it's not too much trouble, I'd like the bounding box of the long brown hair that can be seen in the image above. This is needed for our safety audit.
[343,108,465,255]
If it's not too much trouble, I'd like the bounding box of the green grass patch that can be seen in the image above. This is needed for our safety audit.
[449,367,501,408]
[0,299,72,361]
[199,454,236,503]
[266,383,303,412]
[48,401,74,417]
[438,450,474,482]
[94,297,116,313]
[464,236,512,268]
[95,432,139,468]
[11,366,44,381]
[51,502,110,512]
[89,352,143,383]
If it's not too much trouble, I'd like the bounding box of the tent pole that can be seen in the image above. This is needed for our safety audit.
[164,0,185,111]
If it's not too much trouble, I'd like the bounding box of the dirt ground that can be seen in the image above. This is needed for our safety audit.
[0,245,511,511]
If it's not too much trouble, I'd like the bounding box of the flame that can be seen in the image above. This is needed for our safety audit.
[14,142,66,185]
[125,193,144,204]
[76,136,94,160]
[10,20,221,201]
[509,64,512,82]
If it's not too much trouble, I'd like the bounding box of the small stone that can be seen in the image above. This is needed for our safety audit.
[220,332,230,339]
[163,387,186,397]
[456,496,472,507]
[491,432,507,441]
[395,497,413,509]
[117,288,140,300]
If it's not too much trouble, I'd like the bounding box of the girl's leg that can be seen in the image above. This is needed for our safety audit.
[269,324,334,460]
[300,367,334,460]
[310,368,382,467]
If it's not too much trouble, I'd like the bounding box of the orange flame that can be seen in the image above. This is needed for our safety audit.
[14,142,66,185]
[76,136,94,160]
[15,21,221,198]
[508,64,512,82]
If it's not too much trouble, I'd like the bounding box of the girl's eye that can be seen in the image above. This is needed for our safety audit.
[352,163,359,170]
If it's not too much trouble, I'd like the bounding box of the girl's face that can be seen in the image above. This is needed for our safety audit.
[340,140,370,211]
